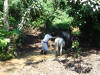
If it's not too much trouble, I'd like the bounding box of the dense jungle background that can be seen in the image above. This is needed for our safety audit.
[0,0,100,75]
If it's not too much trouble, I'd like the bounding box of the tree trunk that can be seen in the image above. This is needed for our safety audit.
[3,0,9,31]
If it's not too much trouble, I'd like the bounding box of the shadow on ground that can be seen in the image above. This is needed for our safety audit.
[17,30,43,58]
[54,56,92,74]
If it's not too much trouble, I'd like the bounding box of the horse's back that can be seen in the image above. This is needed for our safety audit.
[55,37,65,47]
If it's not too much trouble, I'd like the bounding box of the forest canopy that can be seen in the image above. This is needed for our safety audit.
[0,0,100,60]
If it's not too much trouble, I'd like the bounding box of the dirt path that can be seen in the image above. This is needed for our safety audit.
[0,30,100,75]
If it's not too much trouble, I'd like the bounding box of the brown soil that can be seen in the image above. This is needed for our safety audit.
[0,29,100,75]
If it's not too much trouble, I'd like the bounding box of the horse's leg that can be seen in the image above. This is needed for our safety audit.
[55,43,58,56]
[60,44,63,56]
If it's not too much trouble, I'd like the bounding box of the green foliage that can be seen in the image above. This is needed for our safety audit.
[0,29,19,60]
[0,0,43,60]
[17,0,42,30]
[0,38,10,47]
[0,0,3,11]
[9,0,22,23]
[72,40,79,49]
[67,0,100,27]
[36,0,74,31]
[72,31,81,36]
[53,10,73,24]
[52,9,73,30]
[0,14,20,60]
[72,40,81,58]
[67,0,100,46]
[0,11,3,25]
[32,18,44,29]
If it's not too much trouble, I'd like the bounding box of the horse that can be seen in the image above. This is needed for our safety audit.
[54,31,72,56]
[54,37,65,56]
[62,31,72,49]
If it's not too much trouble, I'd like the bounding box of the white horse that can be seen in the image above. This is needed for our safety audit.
[54,37,65,56]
